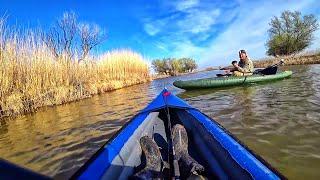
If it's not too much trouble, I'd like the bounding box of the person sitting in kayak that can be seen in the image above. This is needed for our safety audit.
[231,49,254,76]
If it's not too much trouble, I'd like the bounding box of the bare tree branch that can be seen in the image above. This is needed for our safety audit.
[43,11,107,62]
[43,11,78,60]
[78,23,107,63]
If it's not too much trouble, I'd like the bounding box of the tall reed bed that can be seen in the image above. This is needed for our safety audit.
[0,21,150,119]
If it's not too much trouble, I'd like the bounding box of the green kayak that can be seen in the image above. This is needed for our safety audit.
[173,71,293,90]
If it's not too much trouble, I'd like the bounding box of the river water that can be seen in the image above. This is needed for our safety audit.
[0,65,319,179]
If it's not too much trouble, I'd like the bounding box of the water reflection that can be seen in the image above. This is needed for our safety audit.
[0,65,319,179]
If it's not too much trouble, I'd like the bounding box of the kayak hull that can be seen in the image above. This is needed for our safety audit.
[173,71,293,90]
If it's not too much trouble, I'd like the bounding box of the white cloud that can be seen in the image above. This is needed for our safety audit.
[143,1,221,36]
[310,29,320,50]
[172,40,206,59]
[144,23,161,36]
[175,0,199,11]
[177,9,220,34]
[143,13,180,36]
[153,41,169,52]
[309,13,320,50]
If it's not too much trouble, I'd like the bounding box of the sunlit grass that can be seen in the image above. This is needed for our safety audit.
[254,51,320,68]
[0,29,150,119]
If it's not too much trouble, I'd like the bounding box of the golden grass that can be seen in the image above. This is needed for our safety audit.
[0,32,150,119]
[254,52,320,68]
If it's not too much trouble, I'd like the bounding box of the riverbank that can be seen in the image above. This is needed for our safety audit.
[152,71,199,80]
[0,47,150,120]
[254,53,320,67]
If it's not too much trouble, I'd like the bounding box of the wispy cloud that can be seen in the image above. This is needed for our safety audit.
[153,41,169,53]
[144,23,161,36]
[143,13,181,36]
[177,9,220,34]
[175,0,199,11]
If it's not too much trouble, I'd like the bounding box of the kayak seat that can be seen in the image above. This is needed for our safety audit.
[254,66,278,75]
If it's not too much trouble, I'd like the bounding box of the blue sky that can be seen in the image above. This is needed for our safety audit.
[1,0,320,67]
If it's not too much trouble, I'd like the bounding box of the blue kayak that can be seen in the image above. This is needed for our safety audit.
[72,89,284,180]
[0,89,284,179]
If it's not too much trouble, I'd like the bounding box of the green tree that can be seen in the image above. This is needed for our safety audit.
[182,58,197,72]
[152,57,197,76]
[267,11,318,56]
[152,59,168,74]
[168,58,183,76]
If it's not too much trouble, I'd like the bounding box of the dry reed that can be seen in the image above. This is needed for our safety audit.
[0,23,150,119]
[254,53,320,68]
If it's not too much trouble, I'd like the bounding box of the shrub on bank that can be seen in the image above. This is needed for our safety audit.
[152,58,197,76]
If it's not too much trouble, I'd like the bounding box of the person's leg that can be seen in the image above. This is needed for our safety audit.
[132,136,162,179]
[172,124,205,179]
[233,71,243,76]
[233,71,253,76]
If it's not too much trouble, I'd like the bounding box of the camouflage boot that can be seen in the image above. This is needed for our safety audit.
[132,136,162,180]
[172,124,205,179]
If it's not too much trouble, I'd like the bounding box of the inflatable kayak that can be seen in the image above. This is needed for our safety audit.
[0,89,285,179]
[173,71,292,90]
[72,89,284,179]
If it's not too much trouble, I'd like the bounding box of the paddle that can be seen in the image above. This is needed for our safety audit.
[216,73,232,77]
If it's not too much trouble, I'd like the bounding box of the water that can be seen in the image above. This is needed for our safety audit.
[0,65,319,179]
